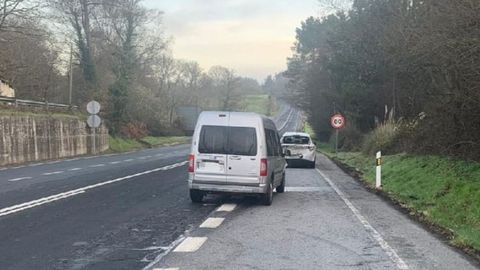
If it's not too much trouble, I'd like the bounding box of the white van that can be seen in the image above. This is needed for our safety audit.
[188,112,287,205]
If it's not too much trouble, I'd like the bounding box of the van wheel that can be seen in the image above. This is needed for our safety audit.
[276,174,285,193]
[190,189,204,203]
[261,182,273,206]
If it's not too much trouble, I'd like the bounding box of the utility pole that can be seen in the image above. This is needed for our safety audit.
[69,42,73,106]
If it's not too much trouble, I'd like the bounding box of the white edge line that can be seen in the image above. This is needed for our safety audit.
[173,237,207,252]
[316,168,409,270]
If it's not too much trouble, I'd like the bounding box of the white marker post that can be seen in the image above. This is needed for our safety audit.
[376,151,382,189]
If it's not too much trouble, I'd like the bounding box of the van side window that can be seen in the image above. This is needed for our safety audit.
[199,126,227,154]
[265,129,279,157]
[228,127,257,156]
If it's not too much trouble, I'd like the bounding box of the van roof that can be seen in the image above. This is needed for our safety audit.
[197,111,276,129]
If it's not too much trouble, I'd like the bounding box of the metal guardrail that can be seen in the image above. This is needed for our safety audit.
[0,96,77,109]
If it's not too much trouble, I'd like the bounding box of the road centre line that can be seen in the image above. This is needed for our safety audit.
[89,164,105,168]
[216,203,236,212]
[316,169,409,270]
[0,161,188,218]
[109,161,121,164]
[199,217,225,229]
[124,159,134,162]
[173,237,207,252]
[69,168,82,171]
[42,171,64,176]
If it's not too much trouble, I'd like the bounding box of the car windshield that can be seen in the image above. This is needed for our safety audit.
[282,135,310,145]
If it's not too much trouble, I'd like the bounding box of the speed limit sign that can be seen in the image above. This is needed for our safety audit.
[331,114,346,129]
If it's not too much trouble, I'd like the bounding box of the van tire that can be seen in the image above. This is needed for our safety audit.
[261,181,273,206]
[276,174,285,193]
[190,189,204,203]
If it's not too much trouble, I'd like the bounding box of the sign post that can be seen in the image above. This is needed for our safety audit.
[330,113,346,153]
[87,101,101,155]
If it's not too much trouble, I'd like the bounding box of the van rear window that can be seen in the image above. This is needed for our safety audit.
[228,127,257,156]
[198,126,257,156]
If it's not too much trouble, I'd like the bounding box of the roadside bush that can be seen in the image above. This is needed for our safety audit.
[362,120,401,155]
[120,122,148,139]
[330,123,363,151]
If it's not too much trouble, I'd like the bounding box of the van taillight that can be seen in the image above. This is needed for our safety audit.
[260,158,268,176]
[188,154,195,172]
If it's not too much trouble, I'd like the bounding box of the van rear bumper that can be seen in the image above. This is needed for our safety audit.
[189,181,268,194]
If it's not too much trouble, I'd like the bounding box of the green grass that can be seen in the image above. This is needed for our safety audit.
[108,136,144,152]
[139,136,190,147]
[322,149,480,251]
[242,94,277,116]
[109,136,190,153]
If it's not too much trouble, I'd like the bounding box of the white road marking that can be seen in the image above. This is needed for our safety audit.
[142,234,187,269]
[199,217,225,229]
[173,237,207,252]
[109,161,121,164]
[8,177,33,182]
[124,159,134,162]
[43,171,64,176]
[29,163,44,167]
[155,154,164,157]
[216,203,236,212]
[89,164,105,168]
[0,161,188,218]
[138,157,148,160]
[316,169,409,270]
[69,168,82,171]
[153,268,179,270]
[285,186,325,192]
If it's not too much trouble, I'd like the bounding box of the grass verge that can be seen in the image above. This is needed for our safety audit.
[321,149,480,255]
[242,94,277,116]
[109,136,190,153]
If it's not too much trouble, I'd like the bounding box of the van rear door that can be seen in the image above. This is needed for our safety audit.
[226,126,260,185]
[195,125,228,184]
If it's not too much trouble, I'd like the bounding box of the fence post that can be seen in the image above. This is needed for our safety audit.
[376,151,382,189]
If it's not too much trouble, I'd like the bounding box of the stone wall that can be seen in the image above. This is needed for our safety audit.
[0,114,109,166]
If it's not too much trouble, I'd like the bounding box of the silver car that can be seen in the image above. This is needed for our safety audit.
[188,111,287,205]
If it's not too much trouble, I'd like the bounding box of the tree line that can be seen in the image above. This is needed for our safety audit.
[0,0,262,137]
[283,0,480,160]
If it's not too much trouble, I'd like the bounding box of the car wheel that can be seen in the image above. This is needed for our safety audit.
[261,181,273,206]
[190,189,204,203]
[276,173,285,193]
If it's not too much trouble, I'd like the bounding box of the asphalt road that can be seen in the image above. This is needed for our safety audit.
[0,107,301,270]
[2,106,476,270]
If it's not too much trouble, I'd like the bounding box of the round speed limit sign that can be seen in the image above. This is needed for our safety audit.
[331,113,346,129]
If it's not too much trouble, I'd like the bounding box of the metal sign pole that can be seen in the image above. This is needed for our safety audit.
[335,129,339,153]
[92,127,96,155]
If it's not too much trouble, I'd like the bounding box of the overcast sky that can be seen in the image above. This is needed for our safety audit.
[143,0,321,82]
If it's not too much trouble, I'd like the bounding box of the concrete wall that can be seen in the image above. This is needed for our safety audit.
[0,114,109,166]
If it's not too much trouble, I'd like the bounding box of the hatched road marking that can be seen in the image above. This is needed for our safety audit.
[173,237,207,253]
[199,217,225,229]
[216,203,236,212]
[316,168,409,270]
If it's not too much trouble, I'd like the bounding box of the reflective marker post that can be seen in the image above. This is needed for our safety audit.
[376,151,382,189]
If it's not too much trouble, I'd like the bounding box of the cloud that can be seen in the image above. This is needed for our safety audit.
[143,0,320,80]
